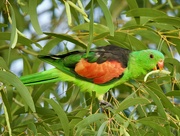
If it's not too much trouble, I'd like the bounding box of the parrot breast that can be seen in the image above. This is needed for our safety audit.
[75,59,126,84]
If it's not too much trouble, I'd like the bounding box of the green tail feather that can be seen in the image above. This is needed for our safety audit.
[20,69,61,85]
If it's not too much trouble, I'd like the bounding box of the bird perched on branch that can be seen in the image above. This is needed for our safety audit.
[20,45,164,105]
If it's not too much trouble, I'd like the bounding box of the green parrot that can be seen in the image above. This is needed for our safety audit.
[20,45,164,104]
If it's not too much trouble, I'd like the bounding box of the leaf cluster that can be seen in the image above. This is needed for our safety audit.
[0,0,180,135]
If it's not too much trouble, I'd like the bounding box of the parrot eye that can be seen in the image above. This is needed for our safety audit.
[149,54,154,58]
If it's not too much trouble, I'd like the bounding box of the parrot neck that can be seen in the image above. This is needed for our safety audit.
[113,58,147,87]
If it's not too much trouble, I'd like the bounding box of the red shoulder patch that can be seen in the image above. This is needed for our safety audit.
[75,59,126,84]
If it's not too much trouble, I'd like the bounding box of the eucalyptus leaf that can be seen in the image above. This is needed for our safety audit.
[45,99,70,136]
[29,0,42,34]
[126,8,167,17]
[0,71,35,112]
[116,97,150,113]
[44,32,87,48]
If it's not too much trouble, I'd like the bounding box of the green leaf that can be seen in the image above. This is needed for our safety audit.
[126,8,167,17]
[0,71,35,112]
[0,32,41,49]
[126,0,138,9]
[72,23,109,34]
[97,0,114,36]
[145,82,180,118]
[0,57,8,70]
[64,1,72,26]
[69,108,89,129]
[0,90,12,122]
[97,121,108,136]
[0,23,8,28]
[152,0,158,3]
[29,0,42,34]
[126,0,139,24]
[33,83,55,103]
[44,32,87,48]
[3,103,12,136]
[151,17,180,28]
[106,32,146,50]
[28,123,37,136]
[144,84,168,118]
[75,113,107,135]
[37,126,50,136]
[45,99,69,136]
[86,0,94,55]
[165,90,180,96]
[9,4,18,48]
[67,1,87,17]
[137,116,169,136]
[40,38,63,54]
[116,98,150,113]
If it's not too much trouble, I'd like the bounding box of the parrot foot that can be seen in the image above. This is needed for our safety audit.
[99,100,113,109]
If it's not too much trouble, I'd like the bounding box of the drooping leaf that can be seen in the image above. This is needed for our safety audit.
[0,71,35,112]
[116,97,150,113]
[45,99,70,136]
[97,0,114,36]
[75,113,107,135]
[29,0,42,34]
[9,4,18,49]
[44,32,87,48]
[126,8,167,17]
[137,116,169,136]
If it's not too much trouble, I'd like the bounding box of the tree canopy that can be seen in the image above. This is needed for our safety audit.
[0,0,180,135]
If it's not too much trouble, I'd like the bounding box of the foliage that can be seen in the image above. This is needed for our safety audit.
[0,0,180,135]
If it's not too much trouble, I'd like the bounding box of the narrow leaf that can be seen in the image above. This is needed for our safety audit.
[97,0,114,36]
[126,8,167,17]
[144,84,167,118]
[64,1,72,26]
[126,0,138,9]
[3,104,12,136]
[0,71,35,112]
[75,113,107,135]
[45,99,69,136]
[97,121,108,136]
[1,90,12,122]
[29,0,42,34]
[137,116,169,136]
[86,0,94,55]
[146,82,180,118]
[44,32,87,48]
[165,90,180,96]
[151,17,180,28]
[0,23,7,28]
[126,0,139,24]
[28,123,37,136]
[9,5,18,48]
[0,32,41,49]
[72,23,109,34]
[67,1,87,17]
[116,98,150,113]
[0,57,8,70]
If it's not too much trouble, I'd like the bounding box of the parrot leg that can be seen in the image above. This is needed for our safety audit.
[98,95,113,109]
[99,100,113,109]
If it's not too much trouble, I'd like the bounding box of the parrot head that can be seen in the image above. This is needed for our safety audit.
[127,49,164,78]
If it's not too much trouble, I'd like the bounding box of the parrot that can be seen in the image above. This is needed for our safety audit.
[20,45,164,105]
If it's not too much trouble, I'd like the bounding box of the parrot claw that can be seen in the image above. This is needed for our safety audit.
[99,100,113,109]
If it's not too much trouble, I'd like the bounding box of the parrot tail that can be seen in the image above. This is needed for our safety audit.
[20,68,61,85]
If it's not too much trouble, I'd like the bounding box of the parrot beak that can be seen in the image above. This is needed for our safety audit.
[154,59,164,70]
